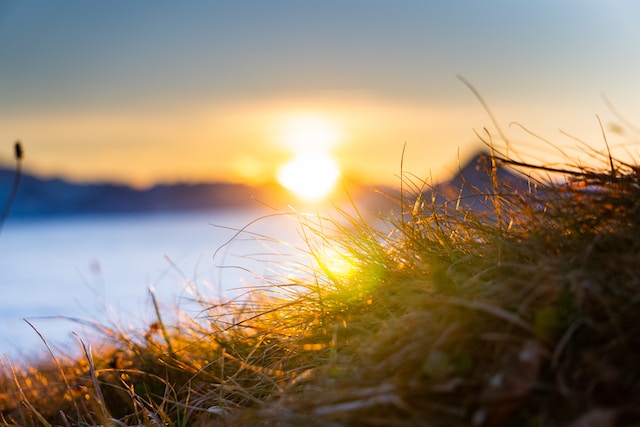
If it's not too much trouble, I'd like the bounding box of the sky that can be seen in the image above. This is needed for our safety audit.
[1,1,640,190]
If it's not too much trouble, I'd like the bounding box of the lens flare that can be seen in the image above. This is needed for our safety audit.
[317,245,355,278]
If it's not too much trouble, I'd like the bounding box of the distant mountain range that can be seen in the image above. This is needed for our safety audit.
[0,153,532,218]
[0,168,285,217]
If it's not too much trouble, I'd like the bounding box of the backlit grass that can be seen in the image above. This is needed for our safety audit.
[2,144,640,426]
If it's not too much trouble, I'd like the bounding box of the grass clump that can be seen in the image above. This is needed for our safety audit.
[2,146,640,426]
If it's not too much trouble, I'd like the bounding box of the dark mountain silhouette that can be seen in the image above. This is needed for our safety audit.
[0,168,278,217]
[431,151,532,211]
[0,152,533,218]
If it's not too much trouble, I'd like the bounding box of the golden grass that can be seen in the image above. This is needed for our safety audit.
[2,145,640,426]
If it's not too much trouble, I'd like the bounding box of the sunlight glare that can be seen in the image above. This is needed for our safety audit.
[277,152,340,202]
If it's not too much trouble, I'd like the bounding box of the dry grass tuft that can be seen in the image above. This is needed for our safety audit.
[2,145,640,426]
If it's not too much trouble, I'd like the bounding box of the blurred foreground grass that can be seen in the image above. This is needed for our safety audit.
[2,146,640,427]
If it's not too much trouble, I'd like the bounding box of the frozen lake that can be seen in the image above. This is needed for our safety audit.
[0,208,306,359]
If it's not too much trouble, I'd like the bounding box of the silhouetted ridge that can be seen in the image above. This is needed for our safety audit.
[0,152,532,218]
[0,168,271,217]
[430,151,531,211]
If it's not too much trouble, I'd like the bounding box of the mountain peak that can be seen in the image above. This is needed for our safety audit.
[430,151,531,211]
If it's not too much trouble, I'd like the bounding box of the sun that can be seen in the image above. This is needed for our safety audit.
[275,114,344,202]
[277,151,340,202]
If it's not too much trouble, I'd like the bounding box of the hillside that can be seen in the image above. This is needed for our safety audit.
[2,150,639,426]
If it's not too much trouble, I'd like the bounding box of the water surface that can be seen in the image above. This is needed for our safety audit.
[0,209,304,358]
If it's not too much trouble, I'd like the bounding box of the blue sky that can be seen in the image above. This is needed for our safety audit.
[1,1,639,186]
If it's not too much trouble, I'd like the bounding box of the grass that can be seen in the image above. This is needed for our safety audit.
[2,141,640,426]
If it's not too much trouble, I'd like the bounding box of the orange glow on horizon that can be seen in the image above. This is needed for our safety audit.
[0,94,491,188]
